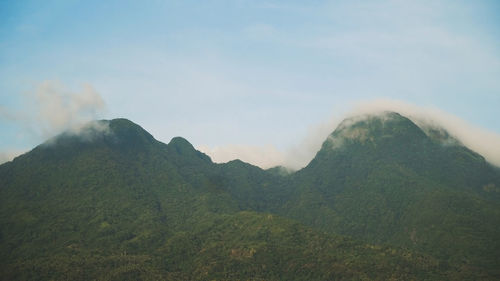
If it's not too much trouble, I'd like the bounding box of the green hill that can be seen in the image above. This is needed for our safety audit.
[280,112,500,275]
[1,114,499,280]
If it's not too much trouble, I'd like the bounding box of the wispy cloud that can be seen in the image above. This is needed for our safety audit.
[0,80,107,162]
[30,80,106,138]
[1,1,498,168]
[199,100,500,169]
[351,99,500,167]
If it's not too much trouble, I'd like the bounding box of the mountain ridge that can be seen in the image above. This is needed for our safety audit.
[1,112,499,280]
[4,111,495,169]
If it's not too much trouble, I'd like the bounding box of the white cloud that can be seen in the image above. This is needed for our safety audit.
[350,99,500,167]
[0,80,108,160]
[30,80,106,138]
[199,100,500,170]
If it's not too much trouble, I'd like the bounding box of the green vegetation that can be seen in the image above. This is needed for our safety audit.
[1,114,499,280]
[280,113,500,274]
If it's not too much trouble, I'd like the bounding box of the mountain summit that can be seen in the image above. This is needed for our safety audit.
[327,112,427,145]
[286,111,500,271]
[315,112,429,160]
[307,111,493,188]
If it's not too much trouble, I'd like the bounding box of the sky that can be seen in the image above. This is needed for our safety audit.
[1,0,499,168]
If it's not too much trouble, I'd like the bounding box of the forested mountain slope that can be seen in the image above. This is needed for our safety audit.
[1,115,499,280]
[281,112,500,274]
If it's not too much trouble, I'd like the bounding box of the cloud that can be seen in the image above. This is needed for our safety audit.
[280,116,343,170]
[199,100,500,170]
[350,99,500,167]
[29,80,107,138]
[0,80,108,160]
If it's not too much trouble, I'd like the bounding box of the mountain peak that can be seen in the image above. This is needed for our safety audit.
[107,118,155,143]
[322,111,427,151]
[108,118,139,129]
[336,111,413,131]
[29,118,156,159]
[167,137,212,163]
[168,136,194,149]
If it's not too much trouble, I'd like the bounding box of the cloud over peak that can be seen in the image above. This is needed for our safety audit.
[0,80,107,163]
[199,100,500,169]
[31,80,106,137]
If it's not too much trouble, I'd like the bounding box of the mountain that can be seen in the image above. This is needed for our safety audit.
[1,114,499,280]
[280,112,500,274]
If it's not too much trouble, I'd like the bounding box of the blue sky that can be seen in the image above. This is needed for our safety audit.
[1,0,499,167]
